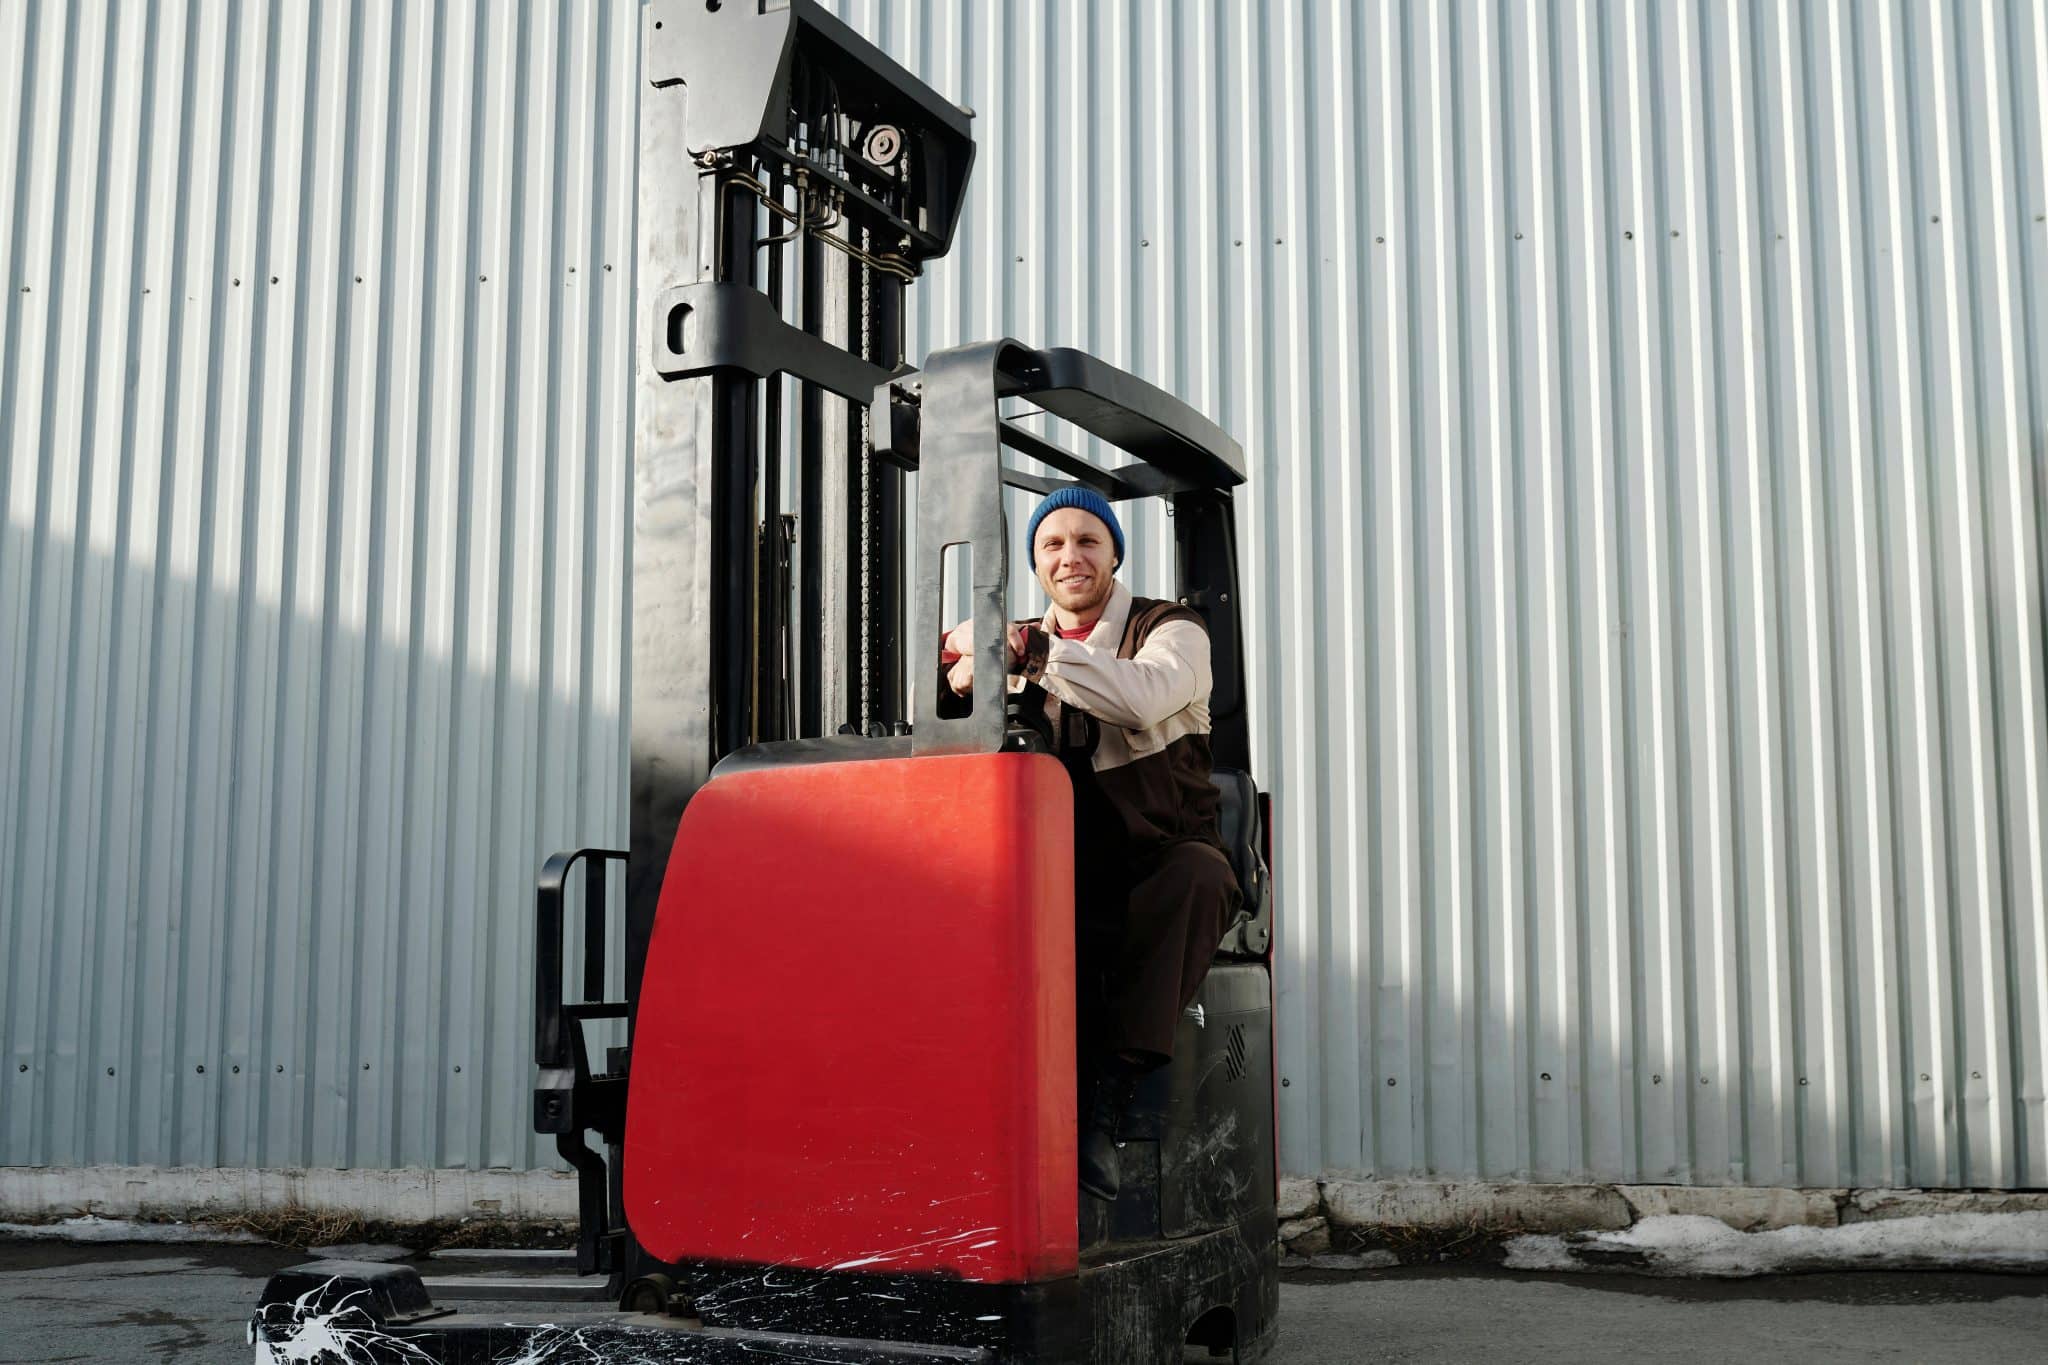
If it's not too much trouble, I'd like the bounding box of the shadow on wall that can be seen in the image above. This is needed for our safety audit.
[0,0,643,1177]
[0,519,626,1175]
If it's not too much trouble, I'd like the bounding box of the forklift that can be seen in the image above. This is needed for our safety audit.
[253,3,1277,1361]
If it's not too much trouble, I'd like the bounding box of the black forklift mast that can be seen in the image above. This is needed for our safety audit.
[531,0,976,1284]
[629,0,974,998]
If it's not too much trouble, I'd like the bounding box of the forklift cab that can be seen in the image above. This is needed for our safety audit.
[254,3,1276,1361]
[619,341,1280,1361]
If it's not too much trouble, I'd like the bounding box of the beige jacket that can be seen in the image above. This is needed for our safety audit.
[949,580,1222,860]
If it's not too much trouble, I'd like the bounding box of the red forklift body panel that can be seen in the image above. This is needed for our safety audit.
[625,752,1079,1283]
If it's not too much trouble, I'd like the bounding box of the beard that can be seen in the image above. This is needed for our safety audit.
[1045,568,1114,617]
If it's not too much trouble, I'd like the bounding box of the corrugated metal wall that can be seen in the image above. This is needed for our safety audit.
[5,0,2046,1192]
[0,0,636,1171]
[858,0,2048,1191]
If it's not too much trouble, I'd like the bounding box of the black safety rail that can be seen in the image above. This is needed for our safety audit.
[533,846,631,1277]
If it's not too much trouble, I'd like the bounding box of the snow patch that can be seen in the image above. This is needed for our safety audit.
[1504,1212,2048,1278]
[0,1214,264,1244]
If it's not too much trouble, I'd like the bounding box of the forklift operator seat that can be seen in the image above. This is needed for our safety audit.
[1211,766,1266,924]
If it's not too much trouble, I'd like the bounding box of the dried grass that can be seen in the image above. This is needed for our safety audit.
[192,1207,577,1253]
[200,1205,368,1249]
[428,1217,576,1250]
[1341,1218,1504,1263]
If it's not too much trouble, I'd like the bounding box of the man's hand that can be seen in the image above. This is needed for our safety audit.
[944,622,1031,696]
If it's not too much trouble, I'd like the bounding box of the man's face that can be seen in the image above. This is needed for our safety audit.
[1034,507,1118,618]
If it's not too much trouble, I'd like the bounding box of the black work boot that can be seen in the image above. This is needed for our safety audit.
[1078,1069,1138,1203]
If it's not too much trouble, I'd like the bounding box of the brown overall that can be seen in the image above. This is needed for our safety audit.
[1017,587,1243,1064]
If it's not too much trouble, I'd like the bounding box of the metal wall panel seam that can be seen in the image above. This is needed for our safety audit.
[1616,0,1677,1184]
[467,1,519,1173]
[245,0,305,1173]
[316,0,376,1176]
[1922,0,1999,1193]
[104,2,179,1178]
[602,0,637,1047]
[1573,0,1630,1182]
[414,0,467,1173]
[368,0,432,1175]
[207,0,261,1172]
[1972,0,2031,1188]
[483,0,536,1176]
[1266,0,1323,1169]
[1871,0,1945,1190]
[54,0,125,1174]
[1980,0,2048,1193]
[1712,0,1771,1190]
[191,0,239,1169]
[2018,0,2048,1186]
[132,0,178,1165]
[1526,0,1581,1182]
[1416,0,1464,1181]
[1676,0,1734,1184]
[258,0,314,1171]
[454,0,500,1170]
[1820,0,1893,1191]
[1854,0,1913,1190]
[533,0,578,1173]
[0,0,41,1157]
[1314,0,1364,1177]
[1469,0,1526,1182]
[1772,0,1838,1189]
[3,0,75,1170]
[1364,0,1408,1180]
[343,0,402,1174]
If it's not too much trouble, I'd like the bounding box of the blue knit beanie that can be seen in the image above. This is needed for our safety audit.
[1025,486,1124,567]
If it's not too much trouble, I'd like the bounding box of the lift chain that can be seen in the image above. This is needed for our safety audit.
[857,232,875,731]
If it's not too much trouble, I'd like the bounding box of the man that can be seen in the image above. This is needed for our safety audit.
[943,486,1242,1202]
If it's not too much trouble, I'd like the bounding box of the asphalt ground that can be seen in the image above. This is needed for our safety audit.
[0,1239,2042,1364]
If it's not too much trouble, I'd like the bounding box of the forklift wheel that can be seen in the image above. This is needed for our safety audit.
[621,1272,689,1318]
